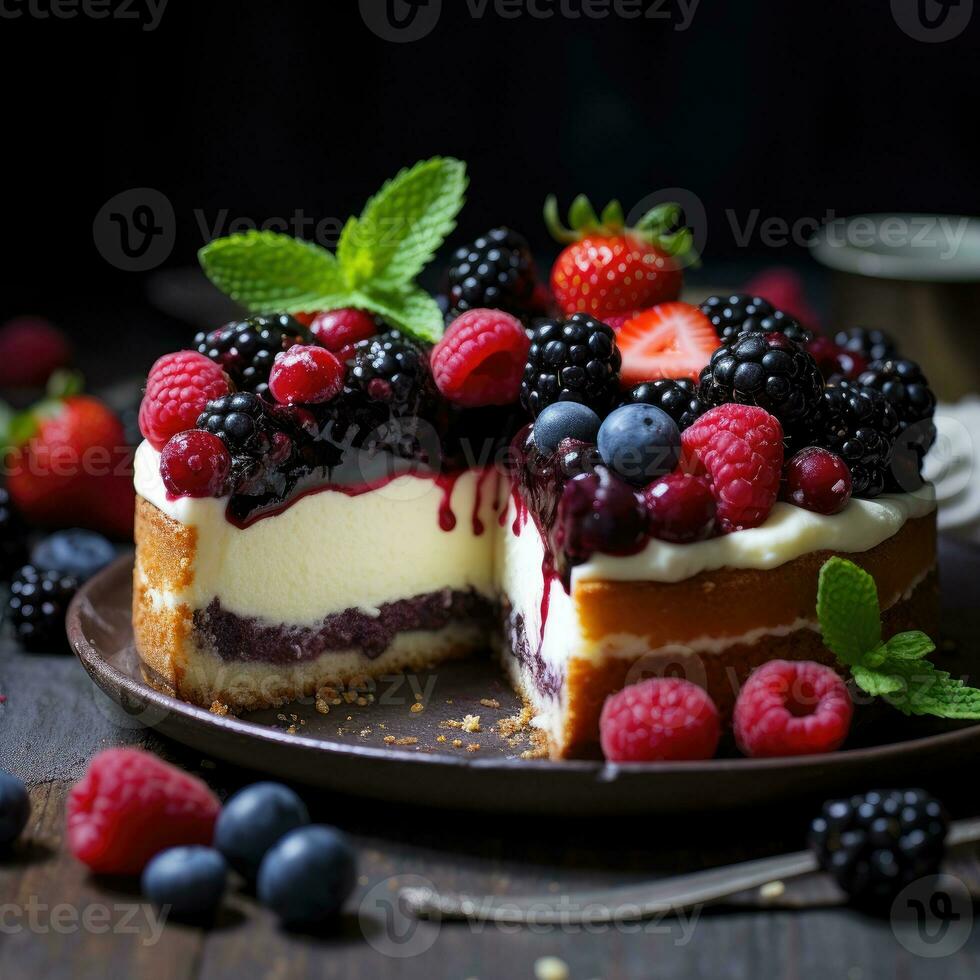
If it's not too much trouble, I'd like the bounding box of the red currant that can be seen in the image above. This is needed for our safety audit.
[784,447,852,515]
[160,430,232,498]
[268,345,343,406]
[643,472,717,543]
[309,309,378,353]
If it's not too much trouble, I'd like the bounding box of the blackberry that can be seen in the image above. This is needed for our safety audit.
[520,313,621,418]
[7,565,78,652]
[700,294,812,346]
[835,326,899,364]
[625,379,705,431]
[815,383,901,498]
[698,332,824,438]
[447,227,537,318]
[0,488,28,581]
[195,313,309,396]
[197,392,284,458]
[347,331,431,419]
[858,358,936,452]
[809,789,947,907]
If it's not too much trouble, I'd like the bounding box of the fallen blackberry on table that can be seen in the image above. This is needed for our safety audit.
[521,313,621,418]
[447,227,537,318]
[0,488,28,581]
[809,789,947,908]
[7,565,78,652]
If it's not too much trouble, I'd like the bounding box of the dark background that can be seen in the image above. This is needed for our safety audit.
[4,0,978,366]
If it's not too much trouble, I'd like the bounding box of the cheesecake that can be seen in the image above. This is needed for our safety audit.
[130,159,941,758]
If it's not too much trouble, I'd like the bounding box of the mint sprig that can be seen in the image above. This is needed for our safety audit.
[198,157,468,343]
[817,557,980,719]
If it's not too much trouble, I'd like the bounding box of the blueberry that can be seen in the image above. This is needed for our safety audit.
[0,771,29,848]
[214,782,309,881]
[141,846,227,919]
[597,404,681,486]
[532,402,602,455]
[257,825,356,925]
[31,530,116,582]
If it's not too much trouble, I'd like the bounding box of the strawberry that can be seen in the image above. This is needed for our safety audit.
[545,195,695,319]
[616,302,718,385]
[6,394,136,539]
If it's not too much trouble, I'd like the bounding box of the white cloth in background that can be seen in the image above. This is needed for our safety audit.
[928,398,980,545]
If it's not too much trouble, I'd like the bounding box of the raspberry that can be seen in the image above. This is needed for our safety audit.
[67,748,221,874]
[783,447,852,515]
[734,660,853,758]
[431,309,530,407]
[139,351,231,451]
[643,472,717,543]
[268,345,344,406]
[681,405,784,533]
[160,430,232,498]
[600,678,721,762]
[309,308,378,353]
[806,336,866,382]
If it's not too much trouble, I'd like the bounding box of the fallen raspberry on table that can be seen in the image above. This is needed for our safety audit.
[733,660,853,758]
[431,309,530,407]
[67,748,221,874]
[599,678,721,763]
[681,404,784,532]
[139,351,231,451]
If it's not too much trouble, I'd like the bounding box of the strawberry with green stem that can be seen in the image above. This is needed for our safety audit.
[544,194,697,320]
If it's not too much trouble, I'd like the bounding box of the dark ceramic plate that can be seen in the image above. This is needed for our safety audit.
[67,538,980,815]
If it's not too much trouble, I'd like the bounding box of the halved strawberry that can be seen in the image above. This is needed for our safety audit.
[617,302,718,385]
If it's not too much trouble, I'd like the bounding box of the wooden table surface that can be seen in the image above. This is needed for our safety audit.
[1,629,980,980]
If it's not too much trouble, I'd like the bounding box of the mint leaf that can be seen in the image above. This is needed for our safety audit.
[342,157,467,290]
[852,664,906,697]
[880,658,980,719]
[353,285,445,344]
[882,630,936,661]
[816,558,882,666]
[199,231,344,313]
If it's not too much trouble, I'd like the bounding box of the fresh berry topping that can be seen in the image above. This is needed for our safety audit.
[447,227,538,318]
[0,771,30,847]
[431,309,530,407]
[138,350,231,451]
[532,402,602,455]
[814,383,901,499]
[783,447,852,515]
[67,748,221,875]
[197,391,285,459]
[733,660,853,758]
[742,268,821,329]
[617,302,718,385]
[555,437,602,480]
[348,331,431,418]
[698,332,825,438]
[552,466,647,565]
[257,825,357,925]
[597,404,681,486]
[599,678,721,763]
[0,487,28,580]
[699,293,813,347]
[194,314,310,396]
[7,564,77,652]
[309,308,378,353]
[0,316,72,388]
[681,405,784,532]
[806,335,867,382]
[160,430,233,498]
[142,847,228,920]
[545,196,691,318]
[214,782,310,881]
[520,313,621,417]
[268,345,343,406]
[31,529,116,582]
[643,472,717,543]
[809,789,948,907]
[834,326,899,364]
[857,358,936,452]
[625,378,705,431]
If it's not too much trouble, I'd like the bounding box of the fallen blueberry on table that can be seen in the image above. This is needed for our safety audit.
[31,529,116,582]
[214,781,310,881]
[257,825,356,926]
[0,771,30,848]
[141,846,228,919]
